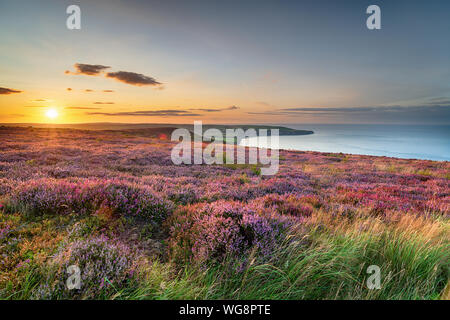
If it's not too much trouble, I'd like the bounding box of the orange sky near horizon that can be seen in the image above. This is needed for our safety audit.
[0,63,358,125]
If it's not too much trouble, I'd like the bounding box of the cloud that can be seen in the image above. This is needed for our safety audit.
[32,99,48,102]
[248,111,285,116]
[189,108,221,112]
[189,105,240,112]
[65,107,102,110]
[248,104,450,124]
[428,97,449,102]
[66,63,110,76]
[85,89,94,92]
[277,105,450,114]
[426,97,450,105]
[65,63,162,88]
[277,106,382,113]
[106,71,162,87]
[86,109,200,117]
[0,87,22,95]
[93,102,114,104]
[67,88,72,91]
[24,105,47,108]
[103,90,114,93]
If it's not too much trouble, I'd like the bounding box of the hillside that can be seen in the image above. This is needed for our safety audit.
[0,126,448,300]
[0,123,314,136]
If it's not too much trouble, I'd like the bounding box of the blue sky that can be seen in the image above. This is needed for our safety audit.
[0,0,449,124]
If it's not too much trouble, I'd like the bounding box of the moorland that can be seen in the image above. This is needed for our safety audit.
[0,126,448,300]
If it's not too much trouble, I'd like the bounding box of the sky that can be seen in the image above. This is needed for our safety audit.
[0,0,449,124]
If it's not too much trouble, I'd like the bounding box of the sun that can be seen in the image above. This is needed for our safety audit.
[45,109,58,119]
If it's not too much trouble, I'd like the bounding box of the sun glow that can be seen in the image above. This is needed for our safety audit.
[46,109,58,119]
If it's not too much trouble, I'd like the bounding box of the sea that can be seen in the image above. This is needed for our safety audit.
[240,124,450,161]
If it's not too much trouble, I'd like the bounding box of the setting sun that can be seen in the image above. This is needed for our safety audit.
[45,109,58,119]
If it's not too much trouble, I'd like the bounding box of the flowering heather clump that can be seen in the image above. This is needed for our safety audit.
[332,183,449,215]
[32,236,138,299]
[240,212,291,257]
[167,186,200,205]
[258,177,310,195]
[8,178,172,222]
[168,200,295,264]
[0,178,13,196]
[254,193,322,217]
[0,223,11,241]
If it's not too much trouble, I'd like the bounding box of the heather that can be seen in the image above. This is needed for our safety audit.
[7,178,171,222]
[0,126,448,300]
[167,200,295,265]
[32,235,138,299]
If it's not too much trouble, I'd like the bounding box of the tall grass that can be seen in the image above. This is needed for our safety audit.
[119,212,449,300]
[2,208,447,300]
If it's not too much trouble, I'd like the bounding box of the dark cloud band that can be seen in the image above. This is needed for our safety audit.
[189,105,239,112]
[65,107,103,110]
[66,63,110,76]
[66,63,162,88]
[0,87,22,95]
[86,109,200,117]
[106,71,162,86]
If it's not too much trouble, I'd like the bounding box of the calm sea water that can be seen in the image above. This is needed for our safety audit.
[240,124,450,161]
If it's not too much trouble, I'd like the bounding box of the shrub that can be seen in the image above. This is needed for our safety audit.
[32,236,138,299]
[255,193,320,217]
[8,178,172,223]
[167,200,295,265]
